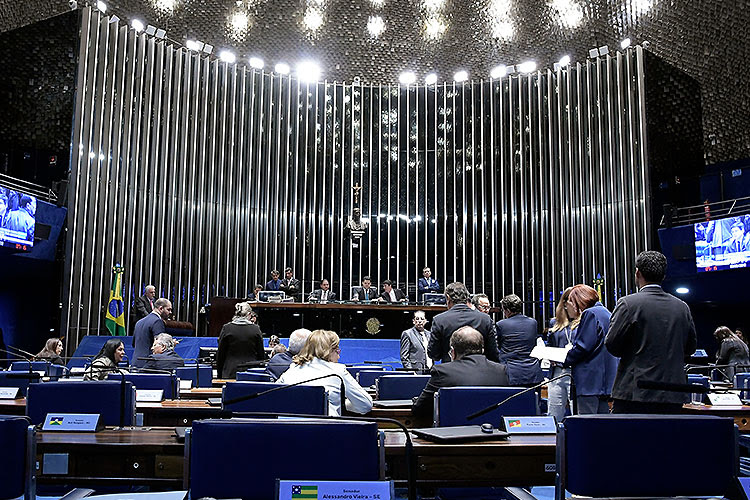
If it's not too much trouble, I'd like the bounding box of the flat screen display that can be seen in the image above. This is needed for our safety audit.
[695,215,750,272]
[0,188,36,250]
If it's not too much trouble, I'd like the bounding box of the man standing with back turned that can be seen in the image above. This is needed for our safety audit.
[605,251,697,414]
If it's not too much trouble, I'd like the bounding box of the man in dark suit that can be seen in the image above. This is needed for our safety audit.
[280,267,301,301]
[130,285,155,332]
[352,276,377,301]
[413,326,509,418]
[400,311,431,371]
[143,333,185,370]
[247,284,263,301]
[605,251,697,414]
[380,279,407,303]
[266,270,282,291]
[417,267,440,302]
[267,328,312,380]
[428,282,500,363]
[308,278,337,302]
[496,294,543,386]
[132,298,172,368]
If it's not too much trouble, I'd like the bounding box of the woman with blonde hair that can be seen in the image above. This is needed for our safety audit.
[546,287,579,422]
[278,329,372,416]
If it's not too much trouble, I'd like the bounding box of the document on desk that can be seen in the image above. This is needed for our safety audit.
[530,345,570,364]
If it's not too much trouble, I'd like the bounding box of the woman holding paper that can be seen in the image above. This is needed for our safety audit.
[547,287,578,422]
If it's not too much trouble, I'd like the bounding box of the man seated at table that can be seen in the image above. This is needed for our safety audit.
[142,333,185,371]
[308,278,337,302]
[412,326,509,419]
[379,279,407,303]
[267,328,312,380]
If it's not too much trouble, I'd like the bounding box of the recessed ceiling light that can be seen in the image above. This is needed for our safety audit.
[219,50,236,63]
[518,61,537,73]
[303,8,324,31]
[453,70,468,82]
[296,60,322,83]
[275,62,290,75]
[230,11,249,32]
[675,287,689,295]
[367,15,385,37]
[399,71,416,85]
[490,64,507,79]
[249,57,264,69]
[131,19,145,32]
[424,73,438,85]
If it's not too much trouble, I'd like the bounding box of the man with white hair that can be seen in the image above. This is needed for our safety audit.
[267,328,312,380]
[143,333,184,370]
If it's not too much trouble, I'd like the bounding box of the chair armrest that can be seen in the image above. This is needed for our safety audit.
[59,488,95,500]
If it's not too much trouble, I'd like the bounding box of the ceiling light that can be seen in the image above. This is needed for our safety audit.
[399,71,416,85]
[492,21,514,39]
[296,60,322,83]
[588,48,599,58]
[424,17,446,39]
[219,50,236,63]
[303,8,324,31]
[370,0,384,6]
[145,24,157,35]
[423,0,444,10]
[154,0,175,11]
[518,60,537,73]
[490,64,507,79]
[96,1,107,13]
[558,55,571,66]
[598,45,610,56]
[675,287,689,295]
[249,57,264,69]
[453,70,468,82]
[202,44,213,55]
[550,0,583,28]
[154,28,166,39]
[185,40,203,51]
[275,62,290,75]
[131,19,145,32]
[108,15,119,23]
[367,15,385,37]
[424,73,438,85]
[230,11,249,32]
[620,37,632,49]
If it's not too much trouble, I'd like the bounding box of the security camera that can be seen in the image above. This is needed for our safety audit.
[69,0,78,9]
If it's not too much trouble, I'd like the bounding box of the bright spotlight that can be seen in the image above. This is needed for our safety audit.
[96,1,107,13]
[399,71,416,85]
[275,62,290,75]
[518,61,537,73]
[249,57,264,69]
[185,40,203,51]
[620,37,632,49]
[424,73,438,85]
[230,11,249,32]
[131,19,145,32]
[558,55,571,66]
[303,8,324,31]
[675,287,689,295]
[490,64,507,79]
[453,70,468,82]
[219,50,236,63]
[367,16,385,37]
[296,61,322,83]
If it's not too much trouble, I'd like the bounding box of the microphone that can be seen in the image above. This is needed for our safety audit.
[0,348,39,380]
[466,373,573,421]
[7,345,37,360]
[636,379,709,394]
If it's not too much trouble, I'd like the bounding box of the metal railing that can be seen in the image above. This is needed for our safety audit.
[661,196,750,227]
[0,173,58,203]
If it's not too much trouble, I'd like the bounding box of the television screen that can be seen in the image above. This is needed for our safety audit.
[0,188,36,250]
[695,215,750,272]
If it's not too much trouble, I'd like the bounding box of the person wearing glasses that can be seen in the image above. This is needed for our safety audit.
[278,329,372,416]
[471,293,491,315]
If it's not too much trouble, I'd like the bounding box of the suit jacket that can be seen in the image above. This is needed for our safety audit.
[354,287,378,301]
[564,302,618,396]
[428,304,500,363]
[130,295,154,325]
[132,312,166,368]
[412,353,510,418]
[266,279,282,291]
[308,289,337,302]
[142,349,185,371]
[280,278,301,300]
[717,337,750,380]
[266,351,294,380]
[400,327,431,370]
[216,321,266,379]
[495,314,543,386]
[417,277,440,300]
[605,285,697,404]
[380,288,406,302]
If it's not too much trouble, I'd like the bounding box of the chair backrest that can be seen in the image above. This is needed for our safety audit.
[735,373,750,399]
[0,416,34,500]
[356,370,392,387]
[688,374,710,403]
[187,418,380,500]
[558,414,737,499]
[350,286,362,299]
[10,361,65,378]
[377,374,430,400]
[222,381,327,415]
[0,371,42,396]
[434,386,538,427]
[26,380,136,426]
[107,373,178,399]
[175,365,213,388]
[236,372,273,382]
[346,365,382,379]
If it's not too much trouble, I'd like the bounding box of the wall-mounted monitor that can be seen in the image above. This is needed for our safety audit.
[695,215,750,272]
[0,188,36,250]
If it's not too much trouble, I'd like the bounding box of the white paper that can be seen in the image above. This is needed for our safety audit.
[530,345,570,363]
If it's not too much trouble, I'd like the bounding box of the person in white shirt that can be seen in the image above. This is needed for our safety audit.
[278,329,373,416]
[400,311,432,371]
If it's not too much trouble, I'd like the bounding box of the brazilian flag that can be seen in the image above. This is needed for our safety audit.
[105,264,126,336]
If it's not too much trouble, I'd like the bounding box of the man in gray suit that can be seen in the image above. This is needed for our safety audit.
[605,250,697,414]
[400,311,432,371]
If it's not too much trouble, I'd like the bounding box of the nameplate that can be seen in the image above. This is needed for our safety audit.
[136,389,164,402]
[179,379,193,390]
[0,387,21,399]
[707,393,743,406]
[42,413,103,432]
[277,480,393,500]
[502,416,557,434]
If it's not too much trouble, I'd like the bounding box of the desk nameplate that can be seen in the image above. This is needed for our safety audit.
[0,387,21,399]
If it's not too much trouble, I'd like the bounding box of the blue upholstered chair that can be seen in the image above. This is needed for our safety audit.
[26,380,136,426]
[376,374,430,400]
[10,361,66,379]
[356,370,393,388]
[0,415,34,500]
[346,365,387,379]
[175,365,212,388]
[434,386,538,427]
[735,373,750,400]
[687,374,710,403]
[236,371,273,382]
[551,414,738,500]
[186,418,381,500]
[107,373,178,399]
[222,381,327,415]
[0,371,42,397]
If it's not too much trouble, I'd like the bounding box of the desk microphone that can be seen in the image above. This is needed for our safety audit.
[466,372,573,421]
[636,379,709,394]
[0,348,39,380]
[7,345,37,360]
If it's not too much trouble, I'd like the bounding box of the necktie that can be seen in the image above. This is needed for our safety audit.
[364,289,369,300]
[149,298,153,309]
[422,332,432,368]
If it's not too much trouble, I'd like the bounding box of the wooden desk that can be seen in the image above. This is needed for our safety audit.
[179,387,222,399]
[34,426,555,488]
[0,398,26,415]
[682,403,750,431]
